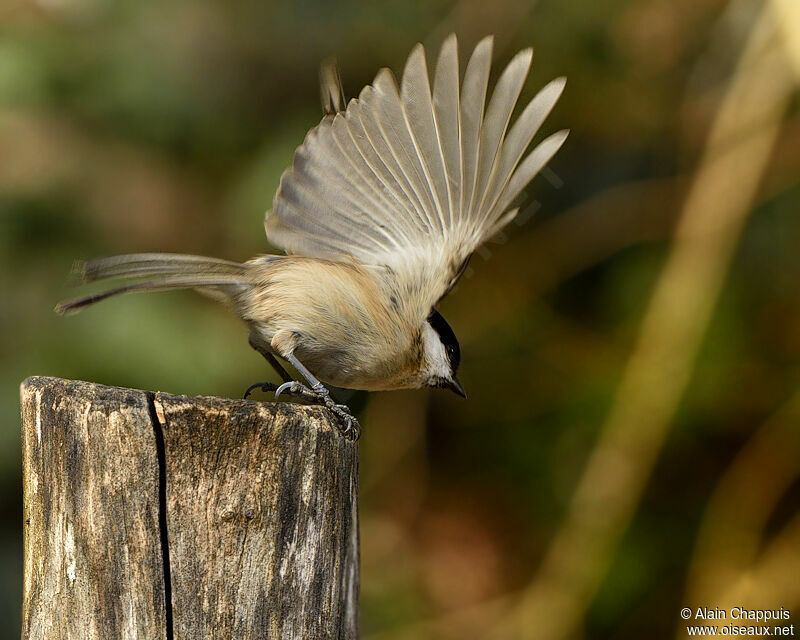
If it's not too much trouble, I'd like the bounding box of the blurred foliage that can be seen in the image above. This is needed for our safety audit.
[1,0,799,638]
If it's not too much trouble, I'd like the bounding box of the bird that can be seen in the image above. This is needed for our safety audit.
[55,34,568,440]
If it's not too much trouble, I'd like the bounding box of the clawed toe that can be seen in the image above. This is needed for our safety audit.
[271,380,327,404]
[329,404,361,441]
[245,379,360,440]
[243,381,279,399]
[274,381,297,400]
[244,380,321,403]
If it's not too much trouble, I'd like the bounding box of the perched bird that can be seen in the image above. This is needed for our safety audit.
[56,34,568,440]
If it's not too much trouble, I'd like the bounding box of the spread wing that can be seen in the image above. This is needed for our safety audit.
[265,34,568,322]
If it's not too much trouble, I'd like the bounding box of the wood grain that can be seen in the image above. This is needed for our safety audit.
[21,377,166,640]
[20,376,359,640]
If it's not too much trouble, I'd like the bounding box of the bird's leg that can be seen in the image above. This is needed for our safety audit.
[244,333,294,398]
[245,334,326,403]
[249,333,292,381]
[275,353,361,441]
[245,334,360,440]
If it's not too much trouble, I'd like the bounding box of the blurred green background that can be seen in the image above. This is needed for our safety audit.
[2,0,799,638]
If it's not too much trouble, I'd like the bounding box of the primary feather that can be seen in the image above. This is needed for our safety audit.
[265,34,568,322]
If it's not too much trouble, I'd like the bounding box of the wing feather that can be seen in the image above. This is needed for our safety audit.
[372,70,440,233]
[266,36,567,319]
[343,102,428,242]
[289,140,397,249]
[277,175,388,254]
[433,34,461,230]
[328,117,411,248]
[479,77,566,221]
[474,48,532,224]
[459,36,493,223]
[401,43,450,232]
[319,58,345,115]
[296,130,384,226]
[490,129,570,219]
[357,84,431,229]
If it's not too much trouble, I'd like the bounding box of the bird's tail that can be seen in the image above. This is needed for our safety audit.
[54,253,249,315]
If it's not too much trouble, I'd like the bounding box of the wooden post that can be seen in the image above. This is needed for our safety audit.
[20,376,359,640]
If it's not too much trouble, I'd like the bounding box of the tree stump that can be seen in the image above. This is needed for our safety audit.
[20,376,359,640]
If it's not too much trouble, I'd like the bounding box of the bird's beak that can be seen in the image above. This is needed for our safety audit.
[445,376,467,399]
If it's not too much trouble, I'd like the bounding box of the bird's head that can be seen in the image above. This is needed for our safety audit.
[420,309,466,398]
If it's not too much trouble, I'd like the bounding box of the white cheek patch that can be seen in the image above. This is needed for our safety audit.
[422,323,451,378]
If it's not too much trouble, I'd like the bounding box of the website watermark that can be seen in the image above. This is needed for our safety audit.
[681,607,794,637]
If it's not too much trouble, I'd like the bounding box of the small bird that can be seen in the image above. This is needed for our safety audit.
[56,35,567,440]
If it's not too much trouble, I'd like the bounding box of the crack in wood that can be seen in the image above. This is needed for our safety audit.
[146,392,174,640]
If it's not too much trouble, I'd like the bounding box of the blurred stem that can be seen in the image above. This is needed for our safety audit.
[772,0,800,79]
[714,512,800,619]
[678,391,800,639]
[504,3,798,639]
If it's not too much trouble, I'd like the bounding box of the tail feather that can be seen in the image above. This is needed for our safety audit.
[78,253,244,282]
[56,253,249,315]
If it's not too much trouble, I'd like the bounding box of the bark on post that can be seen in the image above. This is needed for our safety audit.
[20,376,359,640]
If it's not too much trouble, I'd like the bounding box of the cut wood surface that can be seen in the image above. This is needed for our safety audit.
[20,376,359,640]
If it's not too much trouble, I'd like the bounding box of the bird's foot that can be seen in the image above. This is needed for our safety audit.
[327,402,361,441]
[244,380,324,405]
[273,380,330,404]
[246,380,360,440]
[271,381,360,441]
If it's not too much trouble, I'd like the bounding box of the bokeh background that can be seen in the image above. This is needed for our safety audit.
[2,0,799,637]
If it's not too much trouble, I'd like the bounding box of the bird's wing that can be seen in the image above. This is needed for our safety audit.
[265,34,567,322]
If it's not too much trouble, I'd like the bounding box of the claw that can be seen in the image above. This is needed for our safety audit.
[274,381,296,400]
[342,418,361,441]
[329,404,361,441]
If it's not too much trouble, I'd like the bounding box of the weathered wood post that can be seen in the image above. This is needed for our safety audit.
[20,376,359,639]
